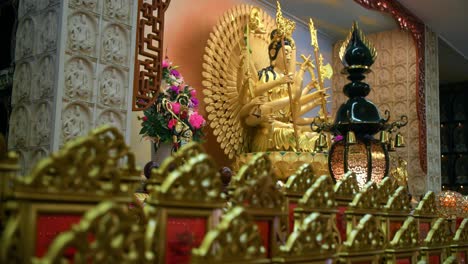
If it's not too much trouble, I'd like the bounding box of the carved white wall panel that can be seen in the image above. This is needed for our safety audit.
[16,17,35,60]
[32,102,52,146]
[38,9,58,54]
[64,57,94,101]
[99,66,125,108]
[96,109,124,131]
[70,0,99,12]
[67,12,97,56]
[425,27,441,192]
[36,55,55,99]
[9,105,30,149]
[12,61,32,104]
[30,148,49,170]
[61,103,92,142]
[10,0,137,173]
[104,0,130,24]
[101,24,128,66]
[19,0,36,17]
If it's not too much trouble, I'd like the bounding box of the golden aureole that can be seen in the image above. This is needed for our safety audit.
[202,2,332,179]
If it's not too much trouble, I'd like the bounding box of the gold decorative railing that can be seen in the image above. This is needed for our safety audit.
[1,126,467,264]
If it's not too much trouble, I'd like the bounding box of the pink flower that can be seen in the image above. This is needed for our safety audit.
[162,59,170,68]
[142,116,148,121]
[170,85,179,93]
[168,119,177,129]
[170,102,180,115]
[170,69,180,78]
[189,112,205,129]
[190,89,197,97]
[333,135,344,142]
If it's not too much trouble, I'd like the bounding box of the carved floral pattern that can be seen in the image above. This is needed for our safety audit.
[13,62,32,103]
[16,18,34,59]
[102,26,126,64]
[38,10,57,53]
[65,58,91,100]
[37,56,55,99]
[104,0,129,22]
[68,13,95,54]
[32,103,51,145]
[99,67,123,107]
[61,104,90,142]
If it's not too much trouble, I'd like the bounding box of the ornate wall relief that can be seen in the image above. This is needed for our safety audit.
[32,102,52,146]
[99,67,125,107]
[424,27,440,192]
[67,13,96,56]
[97,110,124,131]
[36,55,55,99]
[16,18,34,59]
[64,57,93,101]
[19,0,36,17]
[30,148,49,170]
[38,10,58,54]
[12,62,32,104]
[101,25,127,65]
[70,0,98,12]
[104,0,130,23]
[61,103,91,142]
[9,105,30,148]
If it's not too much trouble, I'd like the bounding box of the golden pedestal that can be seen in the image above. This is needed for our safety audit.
[234,151,329,180]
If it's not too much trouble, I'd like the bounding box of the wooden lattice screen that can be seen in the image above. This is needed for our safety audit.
[132,0,171,111]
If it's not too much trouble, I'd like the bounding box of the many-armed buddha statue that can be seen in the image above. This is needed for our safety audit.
[202,2,332,178]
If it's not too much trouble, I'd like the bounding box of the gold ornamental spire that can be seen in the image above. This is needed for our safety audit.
[275,1,296,39]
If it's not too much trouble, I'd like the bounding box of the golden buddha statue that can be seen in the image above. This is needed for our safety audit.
[202,2,331,178]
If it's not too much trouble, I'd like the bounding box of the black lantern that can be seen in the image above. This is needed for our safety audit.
[313,22,407,189]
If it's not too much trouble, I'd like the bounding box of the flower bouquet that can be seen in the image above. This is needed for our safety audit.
[139,58,206,153]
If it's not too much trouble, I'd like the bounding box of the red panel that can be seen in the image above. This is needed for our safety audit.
[397,258,411,264]
[389,220,403,240]
[460,252,467,264]
[35,214,82,257]
[429,254,440,264]
[288,202,297,233]
[166,216,207,264]
[457,218,463,229]
[255,220,271,257]
[353,261,371,264]
[336,206,347,241]
[419,222,430,241]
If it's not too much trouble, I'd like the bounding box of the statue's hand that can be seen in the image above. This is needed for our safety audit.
[279,73,294,85]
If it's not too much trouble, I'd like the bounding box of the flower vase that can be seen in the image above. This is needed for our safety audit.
[152,142,173,165]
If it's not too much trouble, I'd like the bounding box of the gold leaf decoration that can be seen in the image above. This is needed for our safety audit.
[384,186,412,213]
[232,153,285,209]
[13,126,139,195]
[334,171,359,200]
[349,181,384,210]
[378,177,399,203]
[343,214,386,251]
[32,202,149,263]
[191,206,267,263]
[414,191,438,217]
[151,153,224,204]
[284,164,316,195]
[389,216,419,248]
[298,175,336,210]
[423,218,452,246]
[202,5,275,159]
[0,213,21,263]
[454,218,468,244]
[279,212,338,257]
